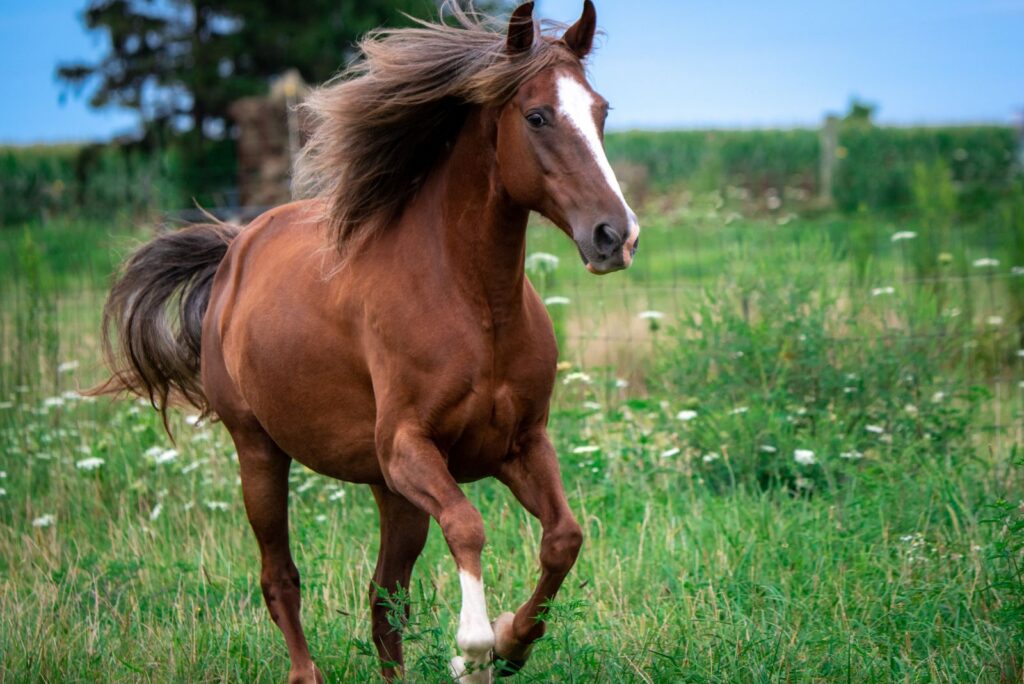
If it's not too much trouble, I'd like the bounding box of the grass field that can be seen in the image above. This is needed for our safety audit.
[1,190,1023,682]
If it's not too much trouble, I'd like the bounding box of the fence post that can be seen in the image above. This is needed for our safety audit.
[1016,109,1024,173]
[819,115,839,206]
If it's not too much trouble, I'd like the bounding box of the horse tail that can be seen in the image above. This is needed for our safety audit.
[89,222,239,432]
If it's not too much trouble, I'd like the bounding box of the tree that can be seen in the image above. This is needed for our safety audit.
[57,0,492,142]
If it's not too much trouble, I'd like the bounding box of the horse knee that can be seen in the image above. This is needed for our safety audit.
[438,500,487,562]
[540,520,583,575]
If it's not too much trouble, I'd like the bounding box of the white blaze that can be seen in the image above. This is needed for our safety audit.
[555,74,638,239]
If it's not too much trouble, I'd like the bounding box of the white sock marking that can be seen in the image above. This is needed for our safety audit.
[456,570,494,657]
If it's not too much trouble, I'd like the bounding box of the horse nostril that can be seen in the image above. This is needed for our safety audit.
[631,236,640,257]
[593,223,620,257]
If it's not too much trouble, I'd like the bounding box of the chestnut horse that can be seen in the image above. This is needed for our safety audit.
[94,2,639,681]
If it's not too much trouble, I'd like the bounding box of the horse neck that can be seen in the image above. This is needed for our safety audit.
[434,107,531,325]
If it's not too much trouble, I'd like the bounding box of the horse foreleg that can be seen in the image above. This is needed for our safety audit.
[493,431,583,676]
[234,428,322,684]
[369,485,430,681]
[381,428,495,683]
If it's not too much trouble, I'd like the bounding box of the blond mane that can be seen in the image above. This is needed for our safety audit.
[292,2,578,255]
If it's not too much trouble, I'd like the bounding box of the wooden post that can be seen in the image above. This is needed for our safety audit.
[1016,109,1024,173]
[819,115,839,206]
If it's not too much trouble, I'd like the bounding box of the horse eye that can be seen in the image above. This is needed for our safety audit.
[525,112,547,129]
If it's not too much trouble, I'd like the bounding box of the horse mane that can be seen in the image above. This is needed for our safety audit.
[293,1,578,256]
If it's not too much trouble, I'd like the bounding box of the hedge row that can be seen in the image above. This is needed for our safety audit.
[605,125,1020,213]
[1,125,1019,225]
[0,141,236,226]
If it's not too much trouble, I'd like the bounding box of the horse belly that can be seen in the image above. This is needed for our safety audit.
[213,227,385,483]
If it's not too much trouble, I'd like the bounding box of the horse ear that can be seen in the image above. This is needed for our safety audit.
[506,2,535,54]
[563,0,597,59]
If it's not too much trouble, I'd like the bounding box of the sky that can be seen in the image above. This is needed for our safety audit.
[1,0,1022,144]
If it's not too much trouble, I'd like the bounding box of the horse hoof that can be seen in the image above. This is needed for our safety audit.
[288,665,324,684]
[491,612,533,671]
[450,655,493,683]
[493,656,528,678]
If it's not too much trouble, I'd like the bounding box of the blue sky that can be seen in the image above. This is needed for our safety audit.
[1,0,1022,144]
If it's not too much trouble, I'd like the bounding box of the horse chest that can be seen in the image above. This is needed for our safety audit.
[445,380,526,479]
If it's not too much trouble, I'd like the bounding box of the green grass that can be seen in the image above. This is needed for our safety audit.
[1,193,1022,681]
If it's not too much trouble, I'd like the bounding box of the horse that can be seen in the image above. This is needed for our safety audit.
[93,2,639,681]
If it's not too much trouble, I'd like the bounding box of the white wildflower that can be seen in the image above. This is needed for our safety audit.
[865,424,885,434]
[839,451,864,460]
[614,378,629,389]
[149,503,163,521]
[904,404,919,416]
[871,286,895,297]
[638,310,666,320]
[729,406,749,415]
[794,476,814,491]
[702,452,720,463]
[572,445,600,455]
[42,396,65,408]
[759,445,777,454]
[152,448,178,465]
[931,391,946,403]
[57,360,80,373]
[75,457,105,471]
[205,501,229,511]
[843,386,857,394]
[562,371,592,385]
[0,487,6,497]
[315,514,328,524]
[660,447,680,459]
[973,258,999,268]
[524,252,560,275]
[987,315,1004,326]
[891,231,917,242]
[181,459,207,475]
[793,449,817,466]
[32,514,56,528]
[1011,266,1024,276]
[676,410,698,422]
[543,295,571,306]
[0,471,6,478]
[329,489,346,502]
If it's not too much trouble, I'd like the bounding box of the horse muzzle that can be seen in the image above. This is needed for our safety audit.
[576,216,640,275]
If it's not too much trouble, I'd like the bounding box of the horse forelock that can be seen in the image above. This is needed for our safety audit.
[292,1,581,259]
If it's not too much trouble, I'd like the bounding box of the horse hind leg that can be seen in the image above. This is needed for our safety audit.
[369,485,430,681]
[230,421,323,684]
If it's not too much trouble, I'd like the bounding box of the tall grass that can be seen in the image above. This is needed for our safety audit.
[1,188,1022,681]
